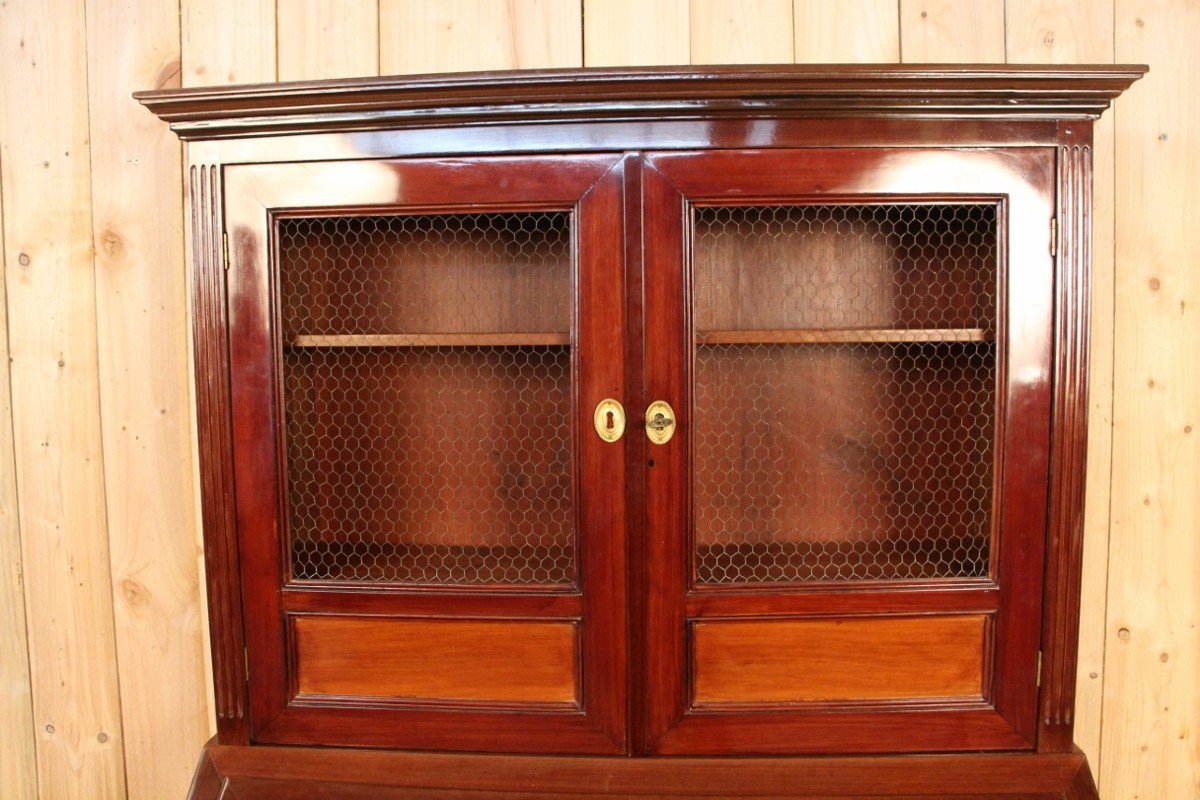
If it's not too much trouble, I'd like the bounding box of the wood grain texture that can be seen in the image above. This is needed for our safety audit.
[0,116,38,800]
[293,617,579,703]
[694,328,992,344]
[290,333,571,347]
[84,0,212,796]
[900,0,1006,62]
[1036,130,1093,754]
[639,145,1056,755]
[185,747,224,800]
[692,616,988,704]
[187,161,249,742]
[0,1,1178,797]
[220,155,627,754]
[281,589,584,617]
[182,0,275,86]
[1106,3,1200,800]
[687,587,1000,619]
[181,0,276,748]
[0,0,126,797]
[381,0,582,74]
[136,66,1141,143]
[793,0,900,62]
[277,0,379,80]
[1076,56,1116,789]
[1005,0,1116,773]
[584,0,689,66]
[689,0,793,64]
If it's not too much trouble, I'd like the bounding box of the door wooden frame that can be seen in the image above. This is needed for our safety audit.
[222,154,630,753]
[639,147,1056,754]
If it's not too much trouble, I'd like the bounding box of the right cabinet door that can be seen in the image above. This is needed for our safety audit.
[641,148,1056,754]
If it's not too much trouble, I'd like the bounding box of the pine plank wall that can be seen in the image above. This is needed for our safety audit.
[0,1,1195,798]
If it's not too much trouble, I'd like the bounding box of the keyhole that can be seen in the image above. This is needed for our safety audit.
[606,410,615,430]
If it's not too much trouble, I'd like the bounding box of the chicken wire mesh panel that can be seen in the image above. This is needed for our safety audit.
[692,204,998,584]
[277,212,575,585]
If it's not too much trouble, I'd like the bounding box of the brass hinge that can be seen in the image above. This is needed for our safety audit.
[222,232,230,271]
[1036,650,1044,687]
[244,647,250,682]
[1049,218,1058,257]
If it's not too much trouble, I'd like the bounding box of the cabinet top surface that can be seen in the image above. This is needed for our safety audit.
[136,63,1145,141]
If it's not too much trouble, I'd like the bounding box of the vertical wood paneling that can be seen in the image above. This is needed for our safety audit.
[0,153,38,800]
[584,0,688,66]
[1106,3,1200,800]
[0,0,127,797]
[793,0,900,62]
[84,0,211,797]
[183,0,275,86]
[690,0,792,63]
[899,0,1005,62]
[381,0,582,74]
[278,0,380,80]
[181,0,277,757]
[1005,0,1116,774]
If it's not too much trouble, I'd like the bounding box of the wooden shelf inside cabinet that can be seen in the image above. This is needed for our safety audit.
[694,328,994,345]
[289,333,571,348]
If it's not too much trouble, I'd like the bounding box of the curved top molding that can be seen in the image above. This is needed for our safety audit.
[136,64,1147,141]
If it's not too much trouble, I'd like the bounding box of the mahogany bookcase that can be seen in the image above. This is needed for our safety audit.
[137,64,1143,799]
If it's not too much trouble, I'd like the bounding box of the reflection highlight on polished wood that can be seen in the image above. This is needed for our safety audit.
[293,616,579,704]
[692,615,987,704]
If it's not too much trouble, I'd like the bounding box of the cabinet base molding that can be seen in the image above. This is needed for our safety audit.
[189,739,1099,800]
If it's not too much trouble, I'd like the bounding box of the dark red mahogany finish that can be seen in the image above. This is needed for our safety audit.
[136,64,1144,800]
[641,147,1053,755]
[222,155,629,754]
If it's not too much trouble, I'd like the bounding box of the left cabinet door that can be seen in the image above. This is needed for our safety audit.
[222,155,629,753]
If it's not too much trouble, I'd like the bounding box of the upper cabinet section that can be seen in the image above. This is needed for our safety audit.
[135,64,1146,141]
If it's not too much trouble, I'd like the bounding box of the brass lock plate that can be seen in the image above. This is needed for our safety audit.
[594,398,625,443]
[645,400,676,445]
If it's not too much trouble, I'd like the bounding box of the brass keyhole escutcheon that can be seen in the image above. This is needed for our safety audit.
[645,401,676,445]
[593,398,625,443]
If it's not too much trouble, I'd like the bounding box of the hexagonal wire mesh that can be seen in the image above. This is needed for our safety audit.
[692,204,998,583]
[277,212,575,585]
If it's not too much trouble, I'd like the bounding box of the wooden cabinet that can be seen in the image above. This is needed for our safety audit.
[137,65,1143,799]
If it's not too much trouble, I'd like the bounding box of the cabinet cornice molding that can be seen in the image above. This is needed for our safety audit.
[136,64,1146,141]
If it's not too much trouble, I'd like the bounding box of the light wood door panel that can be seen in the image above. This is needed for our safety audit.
[692,615,988,705]
[293,617,579,704]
